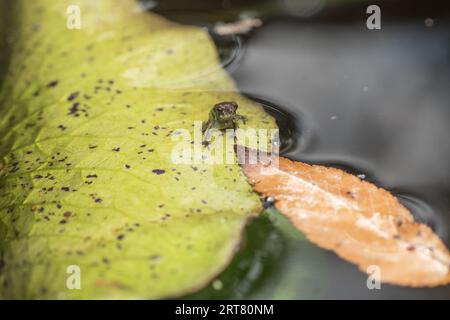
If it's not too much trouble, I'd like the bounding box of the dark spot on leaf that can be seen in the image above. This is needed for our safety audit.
[67,91,79,101]
[69,102,80,115]
[46,80,58,88]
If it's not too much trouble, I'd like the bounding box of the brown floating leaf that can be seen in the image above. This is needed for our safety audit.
[241,153,450,287]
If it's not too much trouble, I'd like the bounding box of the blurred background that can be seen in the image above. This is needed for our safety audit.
[140,0,450,299]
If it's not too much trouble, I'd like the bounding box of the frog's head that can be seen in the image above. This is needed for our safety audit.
[212,101,238,123]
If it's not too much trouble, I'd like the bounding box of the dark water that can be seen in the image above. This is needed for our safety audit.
[147,0,450,299]
[236,22,450,299]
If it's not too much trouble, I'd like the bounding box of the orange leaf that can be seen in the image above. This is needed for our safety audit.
[240,152,450,287]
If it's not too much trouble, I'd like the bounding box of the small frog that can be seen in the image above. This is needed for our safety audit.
[202,101,247,145]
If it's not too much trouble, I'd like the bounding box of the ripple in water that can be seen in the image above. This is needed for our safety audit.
[245,94,305,154]
[210,33,244,72]
[397,193,446,238]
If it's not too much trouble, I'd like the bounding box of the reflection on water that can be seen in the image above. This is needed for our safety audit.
[243,94,304,154]
[147,0,450,299]
[210,33,244,72]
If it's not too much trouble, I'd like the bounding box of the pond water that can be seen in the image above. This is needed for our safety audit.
[145,0,450,299]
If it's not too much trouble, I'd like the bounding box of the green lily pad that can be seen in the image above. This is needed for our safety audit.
[0,0,276,299]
